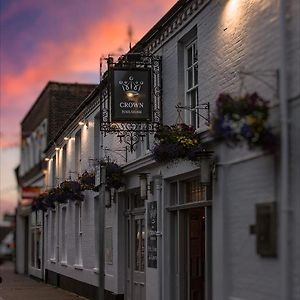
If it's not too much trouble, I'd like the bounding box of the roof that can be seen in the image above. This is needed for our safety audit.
[44,83,102,153]
[21,81,96,125]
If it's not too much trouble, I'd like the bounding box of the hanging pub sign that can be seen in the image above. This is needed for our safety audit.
[111,68,151,122]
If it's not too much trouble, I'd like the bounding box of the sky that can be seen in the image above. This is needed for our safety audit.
[0,0,176,224]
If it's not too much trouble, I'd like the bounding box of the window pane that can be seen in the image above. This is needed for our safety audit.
[187,46,193,67]
[31,230,35,267]
[193,43,198,63]
[36,228,42,269]
[194,65,198,85]
[186,178,208,203]
[188,68,193,89]
[170,182,178,206]
[134,194,144,208]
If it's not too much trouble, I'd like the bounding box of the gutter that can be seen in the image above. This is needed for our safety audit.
[279,0,291,299]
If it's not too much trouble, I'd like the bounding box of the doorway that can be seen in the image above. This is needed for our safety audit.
[188,208,206,300]
[168,176,212,300]
[125,193,146,300]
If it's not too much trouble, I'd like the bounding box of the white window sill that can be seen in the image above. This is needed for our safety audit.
[74,264,83,270]
[93,267,99,274]
[60,261,68,267]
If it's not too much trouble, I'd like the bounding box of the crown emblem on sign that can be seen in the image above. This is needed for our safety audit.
[119,76,144,93]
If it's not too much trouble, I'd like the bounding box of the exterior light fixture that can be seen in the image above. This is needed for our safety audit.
[78,121,85,126]
[64,137,69,141]
[139,173,148,200]
[55,147,60,151]
[105,189,111,208]
[45,158,50,161]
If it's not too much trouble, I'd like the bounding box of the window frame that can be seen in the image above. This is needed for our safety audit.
[184,39,199,128]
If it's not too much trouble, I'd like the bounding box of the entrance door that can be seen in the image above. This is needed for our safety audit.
[188,208,205,300]
[126,211,146,300]
[132,215,145,300]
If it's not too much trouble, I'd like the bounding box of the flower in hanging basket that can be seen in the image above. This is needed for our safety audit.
[47,187,68,204]
[152,123,203,163]
[79,171,97,191]
[211,93,278,152]
[103,161,124,190]
[60,180,84,201]
[31,192,52,211]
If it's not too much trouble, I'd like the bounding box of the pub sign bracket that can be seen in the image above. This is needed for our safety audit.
[100,53,162,152]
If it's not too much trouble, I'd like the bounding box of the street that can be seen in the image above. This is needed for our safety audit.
[0,261,87,300]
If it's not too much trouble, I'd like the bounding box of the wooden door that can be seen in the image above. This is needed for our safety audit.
[189,208,205,300]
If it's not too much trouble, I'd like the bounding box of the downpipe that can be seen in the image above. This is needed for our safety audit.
[279,0,291,299]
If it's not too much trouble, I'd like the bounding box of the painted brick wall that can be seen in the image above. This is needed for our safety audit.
[147,0,299,299]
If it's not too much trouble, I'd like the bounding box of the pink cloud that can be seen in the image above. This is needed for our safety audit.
[0,0,176,148]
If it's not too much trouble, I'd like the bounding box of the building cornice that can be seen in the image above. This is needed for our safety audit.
[134,0,211,54]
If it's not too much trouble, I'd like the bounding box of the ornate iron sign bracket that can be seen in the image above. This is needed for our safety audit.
[99,53,162,152]
[175,102,210,126]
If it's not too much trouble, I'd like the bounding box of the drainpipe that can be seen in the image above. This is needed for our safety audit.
[279,0,291,299]
[153,175,163,300]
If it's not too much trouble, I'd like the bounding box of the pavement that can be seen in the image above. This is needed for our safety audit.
[0,261,87,300]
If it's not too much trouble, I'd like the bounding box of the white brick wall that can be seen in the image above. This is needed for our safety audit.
[42,0,300,299]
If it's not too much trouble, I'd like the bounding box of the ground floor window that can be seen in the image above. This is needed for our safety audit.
[30,211,43,269]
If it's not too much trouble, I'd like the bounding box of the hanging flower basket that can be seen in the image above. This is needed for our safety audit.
[211,93,278,152]
[79,171,97,191]
[31,192,54,211]
[100,161,124,190]
[151,123,204,163]
[47,187,68,204]
[60,180,84,201]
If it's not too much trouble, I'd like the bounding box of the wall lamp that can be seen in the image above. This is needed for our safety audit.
[78,120,88,128]
[105,187,116,208]
[64,137,69,141]
[45,157,50,161]
[139,173,151,200]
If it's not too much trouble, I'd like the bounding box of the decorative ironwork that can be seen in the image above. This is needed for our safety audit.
[175,102,210,126]
[100,53,162,152]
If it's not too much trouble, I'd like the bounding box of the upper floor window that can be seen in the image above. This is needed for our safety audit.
[61,144,67,181]
[185,40,199,128]
[51,155,56,188]
[75,130,81,176]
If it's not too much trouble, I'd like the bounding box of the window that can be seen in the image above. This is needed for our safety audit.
[185,40,199,128]
[61,206,67,263]
[75,202,82,266]
[52,155,56,188]
[51,210,56,260]
[61,144,67,181]
[75,130,81,176]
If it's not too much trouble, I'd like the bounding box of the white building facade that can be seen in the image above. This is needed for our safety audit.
[38,1,300,300]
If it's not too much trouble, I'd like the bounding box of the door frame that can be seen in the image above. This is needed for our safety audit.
[125,192,146,300]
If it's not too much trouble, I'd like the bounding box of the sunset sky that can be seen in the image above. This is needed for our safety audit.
[0,0,176,223]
